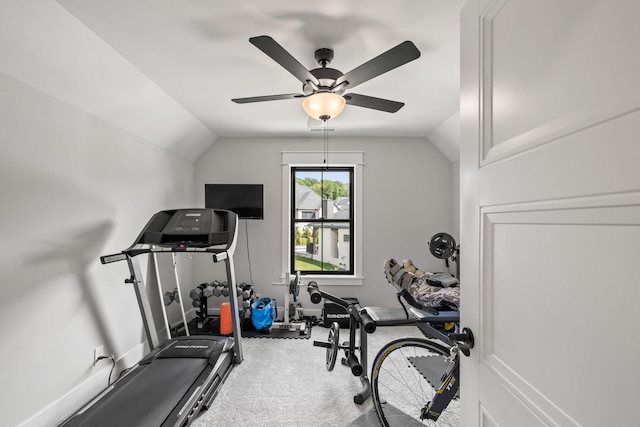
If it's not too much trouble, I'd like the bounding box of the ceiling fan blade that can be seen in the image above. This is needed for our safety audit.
[335,41,420,90]
[344,93,404,113]
[249,36,320,86]
[232,93,305,104]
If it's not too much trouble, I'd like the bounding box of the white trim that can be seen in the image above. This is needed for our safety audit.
[281,151,364,286]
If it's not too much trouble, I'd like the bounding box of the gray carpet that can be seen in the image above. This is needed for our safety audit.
[190,324,427,427]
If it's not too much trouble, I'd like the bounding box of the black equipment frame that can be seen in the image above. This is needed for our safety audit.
[100,208,243,361]
[308,283,376,404]
[58,209,243,427]
[308,282,474,413]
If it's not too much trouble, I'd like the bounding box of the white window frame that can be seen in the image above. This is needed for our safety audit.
[281,151,364,286]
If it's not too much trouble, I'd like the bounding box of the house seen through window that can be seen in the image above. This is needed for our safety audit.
[291,167,354,275]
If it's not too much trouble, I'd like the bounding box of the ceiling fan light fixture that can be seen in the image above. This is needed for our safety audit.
[302,92,346,120]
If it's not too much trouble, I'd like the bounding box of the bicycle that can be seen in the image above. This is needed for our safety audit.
[370,290,473,426]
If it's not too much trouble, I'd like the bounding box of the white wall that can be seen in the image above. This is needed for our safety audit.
[452,160,460,239]
[194,137,453,309]
[0,72,197,427]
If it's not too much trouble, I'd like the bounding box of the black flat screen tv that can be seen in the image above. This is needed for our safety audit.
[204,184,264,220]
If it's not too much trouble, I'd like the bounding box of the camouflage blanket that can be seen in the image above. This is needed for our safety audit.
[383,258,460,309]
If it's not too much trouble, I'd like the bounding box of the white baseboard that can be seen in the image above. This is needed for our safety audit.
[19,342,146,427]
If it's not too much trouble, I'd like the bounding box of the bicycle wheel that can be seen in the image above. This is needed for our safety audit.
[371,338,460,426]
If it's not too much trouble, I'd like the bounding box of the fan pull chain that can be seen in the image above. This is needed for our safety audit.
[321,116,329,168]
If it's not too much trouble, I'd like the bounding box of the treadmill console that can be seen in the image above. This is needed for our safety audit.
[162,210,210,235]
[135,208,236,249]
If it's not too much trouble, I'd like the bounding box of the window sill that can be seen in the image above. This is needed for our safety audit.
[301,275,364,286]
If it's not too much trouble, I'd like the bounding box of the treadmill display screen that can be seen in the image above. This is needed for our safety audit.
[163,210,208,234]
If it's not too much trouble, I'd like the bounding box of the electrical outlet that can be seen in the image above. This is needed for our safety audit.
[93,345,105,365]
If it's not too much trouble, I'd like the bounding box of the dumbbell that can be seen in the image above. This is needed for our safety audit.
[213,286,222,297]
[189,287,202,301]
[192,299,201,307]
[242,290,252,300]
[163,292,174,306]
[242,300,251,309]
[203,284,215,298]
[163,288,179,306]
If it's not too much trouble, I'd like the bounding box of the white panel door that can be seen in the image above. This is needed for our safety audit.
[460,1,640,426]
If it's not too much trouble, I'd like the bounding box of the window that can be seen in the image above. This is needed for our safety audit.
[281,150,363,285]
[291,167,354,275]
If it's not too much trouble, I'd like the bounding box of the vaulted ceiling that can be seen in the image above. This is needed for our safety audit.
[1,0,464,161]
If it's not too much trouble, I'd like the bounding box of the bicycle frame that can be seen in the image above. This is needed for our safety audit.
[421,347,461,421]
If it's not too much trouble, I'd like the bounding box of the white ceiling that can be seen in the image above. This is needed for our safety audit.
[1,0,464,161]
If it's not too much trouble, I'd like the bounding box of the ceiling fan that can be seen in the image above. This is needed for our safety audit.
[232,35,421,121]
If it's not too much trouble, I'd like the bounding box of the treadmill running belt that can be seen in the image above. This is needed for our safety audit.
[64,358,208,427]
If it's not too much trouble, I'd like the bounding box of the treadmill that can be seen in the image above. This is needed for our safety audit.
[58,208,243,427]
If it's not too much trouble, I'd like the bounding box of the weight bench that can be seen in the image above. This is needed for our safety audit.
[365,305,459,325]
[365,301,459,345]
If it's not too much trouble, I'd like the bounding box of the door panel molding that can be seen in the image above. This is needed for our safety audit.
[480,360,578,427]
[479,0,640,166]
[480,406,500,427]
[479,0,509,161]
[478,108,640,207]
[480,193,640,427]
[483,99,640,166]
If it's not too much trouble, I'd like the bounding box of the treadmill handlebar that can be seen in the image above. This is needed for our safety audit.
[100,245,233,264]
[101,252,127,264]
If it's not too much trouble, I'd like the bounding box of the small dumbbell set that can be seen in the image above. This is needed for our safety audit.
[187,280,258,334]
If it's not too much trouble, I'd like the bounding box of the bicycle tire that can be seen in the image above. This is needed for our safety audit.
[371,338,460,426]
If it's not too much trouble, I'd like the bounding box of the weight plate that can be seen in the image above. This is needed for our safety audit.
[326,322,340,371]
[429,232,457,260]
[290,271,301,302]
